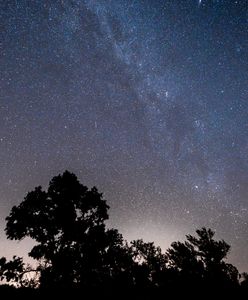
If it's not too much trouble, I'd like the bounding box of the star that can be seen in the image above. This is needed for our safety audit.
[1,0,247,274]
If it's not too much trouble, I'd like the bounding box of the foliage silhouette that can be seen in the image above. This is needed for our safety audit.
[0,256,38,288]
[130,239,167,287]
[5,171,116,288]
[0,171,246,293]
[167,227,239,288]
[0,256,24,285]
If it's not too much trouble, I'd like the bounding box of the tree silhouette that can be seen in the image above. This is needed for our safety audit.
[0,256,24,286]
[167,227,239,288]
[167,240,204,286]
[240,272,248,290]
[5,171,117,288]
[1,171,245,291]
[0,256,38,288]
[130,239,167,287]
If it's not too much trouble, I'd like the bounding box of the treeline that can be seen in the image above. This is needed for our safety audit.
[0,171,247,292]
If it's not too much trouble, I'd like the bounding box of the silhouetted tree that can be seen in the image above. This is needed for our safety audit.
[0,256,24,286]
[4,171,120,288]
[240,272,248,290]
[167,240,204,285]
[167,227,239,288]
[99,229,134,288]
[2,171,245,291]
[187,228,239,287]
[0,256,38,288]
[130,239,167,287]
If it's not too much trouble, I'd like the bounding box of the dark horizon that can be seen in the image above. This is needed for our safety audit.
[1,0,248,274]
[1,170,247,290]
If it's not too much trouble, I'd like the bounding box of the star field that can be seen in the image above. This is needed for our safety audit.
[1,0,248,271]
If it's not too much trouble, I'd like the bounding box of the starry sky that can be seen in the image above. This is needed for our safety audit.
[1,0,248,271]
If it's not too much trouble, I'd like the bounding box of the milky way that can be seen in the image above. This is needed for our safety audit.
[1,0,248,271]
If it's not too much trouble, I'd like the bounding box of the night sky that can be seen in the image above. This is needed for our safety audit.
[1,0,248,271]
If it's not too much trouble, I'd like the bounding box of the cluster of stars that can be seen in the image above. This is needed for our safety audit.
[0,0,248,271]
